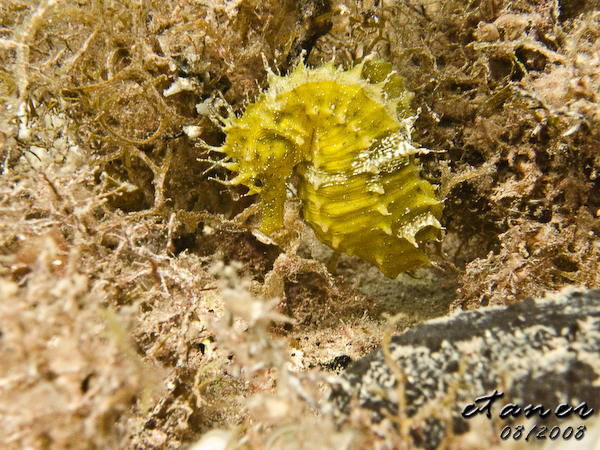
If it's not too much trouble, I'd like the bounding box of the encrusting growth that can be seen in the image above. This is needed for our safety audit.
[208,57,443,278]
[329,288,600,449]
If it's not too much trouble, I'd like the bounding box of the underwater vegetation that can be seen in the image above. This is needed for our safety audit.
[1,0,600,449]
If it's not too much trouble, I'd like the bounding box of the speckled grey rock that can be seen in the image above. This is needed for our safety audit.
[330,288,600,449]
